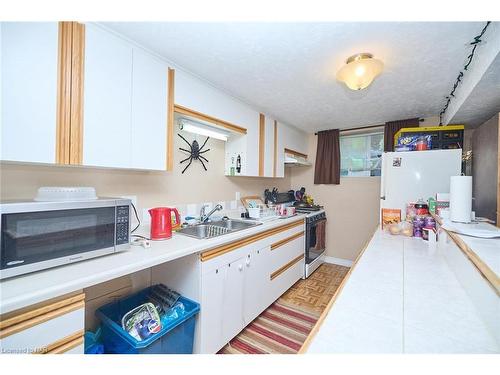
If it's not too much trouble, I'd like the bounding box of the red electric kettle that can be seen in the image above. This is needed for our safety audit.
[149,207,181,240]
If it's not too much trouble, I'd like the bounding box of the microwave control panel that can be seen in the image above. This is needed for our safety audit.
[116,205,130,245]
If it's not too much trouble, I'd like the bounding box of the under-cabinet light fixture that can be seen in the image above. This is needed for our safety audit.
[178,118,229,141]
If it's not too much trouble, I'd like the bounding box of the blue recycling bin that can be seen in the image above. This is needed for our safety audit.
[96,286,200,354]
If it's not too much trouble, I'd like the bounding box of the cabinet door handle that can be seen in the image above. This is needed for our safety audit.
[238,264,243,271]
[245,258,251,267]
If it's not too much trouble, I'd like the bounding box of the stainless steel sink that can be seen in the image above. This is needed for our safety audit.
[210,219,260,231]
[176,219,261,239]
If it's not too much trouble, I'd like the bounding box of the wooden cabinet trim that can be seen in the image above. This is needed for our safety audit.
[56,22,73,164]
[284,148,308,159]
[167,68,175,171]
[270,231,304,251]
[273,120,278,177]
[33,330,84,354]
[431,214,500,295]
[47,335,83,354]
[174,104,247,135]
[200,219,304,262]
[259,113,265,176]
[270,254,304,281]
[55,21,84,165]
[0,293,85,338]
[69,22,85,164]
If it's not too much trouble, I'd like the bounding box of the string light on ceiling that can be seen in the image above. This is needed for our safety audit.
[439,21,492,125]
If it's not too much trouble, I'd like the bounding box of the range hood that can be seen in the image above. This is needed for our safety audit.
[284,154,312,167]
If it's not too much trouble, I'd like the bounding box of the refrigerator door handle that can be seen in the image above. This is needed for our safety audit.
[380,153,388,202]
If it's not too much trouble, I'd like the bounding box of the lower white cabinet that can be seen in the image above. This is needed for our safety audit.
[198,221,305,353]
[243,247,270,324]
[221,256,246,344]
[0,293,85,354]
[199,250,257,354]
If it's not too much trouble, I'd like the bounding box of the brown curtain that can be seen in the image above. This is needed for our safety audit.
[314,129,340,185]
[384,118,420,151]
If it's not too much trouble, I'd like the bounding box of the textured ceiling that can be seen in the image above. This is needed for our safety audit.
[103,22,485,132]
[450,52,500,128]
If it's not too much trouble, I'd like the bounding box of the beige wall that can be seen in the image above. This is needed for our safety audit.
[0,130,290,216]
[290,134,380,261]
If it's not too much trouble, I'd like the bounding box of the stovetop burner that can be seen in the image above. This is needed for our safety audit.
[293,202,322,212]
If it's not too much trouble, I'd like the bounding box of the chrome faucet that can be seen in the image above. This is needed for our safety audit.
[200,204,223,223]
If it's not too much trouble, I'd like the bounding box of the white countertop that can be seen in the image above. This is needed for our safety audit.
[306,229,500,353]
[454,231,500,277]
[0,214,305,315]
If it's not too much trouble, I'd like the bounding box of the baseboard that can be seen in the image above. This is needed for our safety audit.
[323,256,353,267]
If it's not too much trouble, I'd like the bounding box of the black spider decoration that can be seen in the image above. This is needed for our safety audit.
[178,133,210,174]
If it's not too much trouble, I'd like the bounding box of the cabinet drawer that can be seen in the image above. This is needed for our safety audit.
[0,294,85,354]
[60,341,84,354]
[269,255,304,302]
[45,334,84,354]
[200,219,305,268]
[269,231,304,271]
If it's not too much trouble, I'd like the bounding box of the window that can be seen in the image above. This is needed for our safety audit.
[340,132,384,177]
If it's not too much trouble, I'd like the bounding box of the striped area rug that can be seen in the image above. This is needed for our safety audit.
[218,299,320,354]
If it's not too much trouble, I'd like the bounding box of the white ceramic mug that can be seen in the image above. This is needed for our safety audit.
[286,207,296,216]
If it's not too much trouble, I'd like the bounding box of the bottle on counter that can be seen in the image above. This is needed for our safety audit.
[428,197,436,214]
[415,198,429,216]
[412,216,426,238]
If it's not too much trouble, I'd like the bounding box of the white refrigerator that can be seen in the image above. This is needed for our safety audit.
[380,149,462,220]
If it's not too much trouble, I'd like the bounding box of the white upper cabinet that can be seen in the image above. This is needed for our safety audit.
[83,24,133,168]
[282,122,309,156]
[83,24,168,170]
[130,47,168,170]
[175,70,260,176]
[1,22,58,163]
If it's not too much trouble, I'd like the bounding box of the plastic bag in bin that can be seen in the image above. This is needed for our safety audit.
[121,302,162,341]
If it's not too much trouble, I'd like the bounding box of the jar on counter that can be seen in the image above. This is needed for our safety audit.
[415,198,429,216]
[424,216,436,229]
[413,216,426,238]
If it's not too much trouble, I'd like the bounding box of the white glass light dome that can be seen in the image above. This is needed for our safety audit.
[337,53,384,90]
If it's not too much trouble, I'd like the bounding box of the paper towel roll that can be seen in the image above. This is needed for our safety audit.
[450,176,472,223]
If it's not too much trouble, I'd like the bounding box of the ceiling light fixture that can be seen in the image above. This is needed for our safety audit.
[178,118,230,141]
[336,53,384,91]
